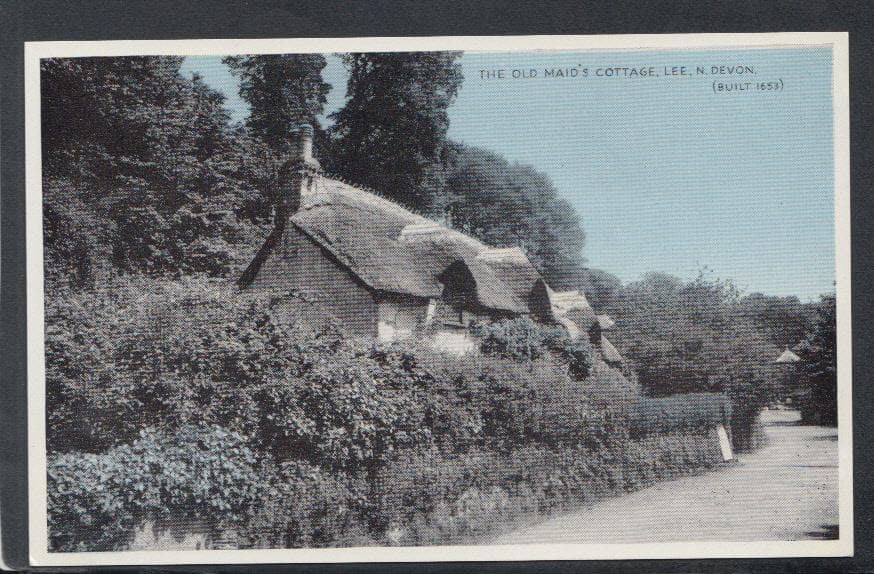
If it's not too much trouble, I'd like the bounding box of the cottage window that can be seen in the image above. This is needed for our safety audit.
[452,297,465,324]
[438,261,477,327]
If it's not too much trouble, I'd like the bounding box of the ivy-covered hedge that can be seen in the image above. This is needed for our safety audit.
[49,427,722,551]
[48,425,260,552]
[45,277,730,551]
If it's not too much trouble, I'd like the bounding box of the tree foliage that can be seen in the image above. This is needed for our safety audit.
[224,54,331,154]
[328,52,463,214]
[737,292,817,348]
[796,294,837,425]
[600,271,786,448]
[439,145,588,288]
[40,57,264,286]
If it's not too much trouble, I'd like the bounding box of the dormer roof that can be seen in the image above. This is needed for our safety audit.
[240,175,550,315]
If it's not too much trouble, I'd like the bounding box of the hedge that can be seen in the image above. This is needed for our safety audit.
[630,393,733,436]
[48,426,722,551]
[48,425,260,552]
[45,277,734,551]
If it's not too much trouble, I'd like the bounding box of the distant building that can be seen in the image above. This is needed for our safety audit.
[239,125,621,363]
[775,347,801,364]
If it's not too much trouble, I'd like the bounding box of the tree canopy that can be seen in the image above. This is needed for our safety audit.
[603,271,781,398]
[441,144,587,289]
[327,52,463,214]
[224,54,331,155]
[40,57,263,286]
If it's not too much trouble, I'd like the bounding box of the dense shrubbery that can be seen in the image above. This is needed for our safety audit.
[470,317,594,379]
[630,393,732,436]
[49,429,721,551]
[48,425,260,552]
[46,277,728,551]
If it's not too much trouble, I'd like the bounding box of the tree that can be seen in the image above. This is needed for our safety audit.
[605,271,780,449]
[328,52,463,214]
[737,292,817,348]
[796,294,837,425]
[441,145,587,289]
[578,268,623,311]
[223,54,331,155]
[40,56,257,285]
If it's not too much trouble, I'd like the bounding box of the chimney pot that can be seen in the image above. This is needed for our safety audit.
[293,123,318,167]
[275,124,321,226]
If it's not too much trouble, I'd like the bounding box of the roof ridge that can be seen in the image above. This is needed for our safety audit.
[315,173,504,252]
[317,173,432,220]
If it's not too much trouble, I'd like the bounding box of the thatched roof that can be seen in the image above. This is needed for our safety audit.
[240,176,548,315]
[549,289,590,310]
[548,289,597,331]
[600,335,623,364]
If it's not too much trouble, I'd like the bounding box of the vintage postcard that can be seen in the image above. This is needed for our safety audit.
[24,33,850,566]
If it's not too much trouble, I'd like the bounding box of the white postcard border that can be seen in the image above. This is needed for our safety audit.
[24,32,852,566]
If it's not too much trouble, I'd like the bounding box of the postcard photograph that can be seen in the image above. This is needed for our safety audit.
[25,33,851,565]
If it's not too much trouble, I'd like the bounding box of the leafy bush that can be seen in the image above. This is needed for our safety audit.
[46,278,733,551]
[578,366,640,409]
[250,339,436,472]
[48,425,260,552]
[470,317,594,378]
[45,276,293,451]
[240,460,370,549]
[46,276,434,470]
[470,317,550,361]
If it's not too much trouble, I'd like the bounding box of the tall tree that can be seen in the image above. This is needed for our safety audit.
[328,52,463,214]
[223,54,331,155]
[578,268,623,311]
[40,56,255,285]
[441,145,587,289]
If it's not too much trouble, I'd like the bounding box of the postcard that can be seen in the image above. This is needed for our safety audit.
[24,32,851,566]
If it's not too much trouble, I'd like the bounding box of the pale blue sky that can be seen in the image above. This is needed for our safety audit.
[180,47,835,301]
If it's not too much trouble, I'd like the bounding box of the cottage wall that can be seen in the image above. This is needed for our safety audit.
[377,295,429,342]
[430,326,478,355]
[248,225,378,336]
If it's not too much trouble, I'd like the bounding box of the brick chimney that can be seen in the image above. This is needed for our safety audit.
[276,124,321,227]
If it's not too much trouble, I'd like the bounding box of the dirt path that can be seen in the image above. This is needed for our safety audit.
[492,409,838,544]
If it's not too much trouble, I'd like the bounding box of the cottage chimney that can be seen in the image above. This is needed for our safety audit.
[276,124,322,227]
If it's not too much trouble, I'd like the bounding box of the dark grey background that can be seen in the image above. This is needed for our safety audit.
[2,1,871,571]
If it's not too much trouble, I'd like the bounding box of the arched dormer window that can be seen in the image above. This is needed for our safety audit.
[437,260,478,326]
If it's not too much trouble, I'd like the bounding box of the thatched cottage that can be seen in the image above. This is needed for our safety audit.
[239,125,621,362]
